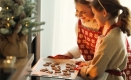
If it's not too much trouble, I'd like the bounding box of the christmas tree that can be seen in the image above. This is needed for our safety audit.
[0,0,45,36]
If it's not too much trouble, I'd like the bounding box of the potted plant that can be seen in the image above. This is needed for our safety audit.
[0,0,45,58]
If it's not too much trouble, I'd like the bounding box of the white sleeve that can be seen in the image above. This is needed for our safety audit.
[68,46,81,59]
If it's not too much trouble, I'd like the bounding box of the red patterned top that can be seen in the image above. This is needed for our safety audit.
[77,20,103,61]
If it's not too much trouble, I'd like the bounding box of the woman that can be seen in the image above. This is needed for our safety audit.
[49,0,102,63]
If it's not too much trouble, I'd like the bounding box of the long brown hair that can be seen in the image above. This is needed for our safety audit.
[91,0,131,36]
[74,0,92,17]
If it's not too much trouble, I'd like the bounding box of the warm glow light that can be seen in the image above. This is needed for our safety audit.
[25,22,28,26]
[0,7,2,11]
[9,56,13,59]
[6,7,9,10]
[6,56,16,64]
[7,23,10,27]
[7,18,10,20]
[7,60,10,63]
[25,24,28,26]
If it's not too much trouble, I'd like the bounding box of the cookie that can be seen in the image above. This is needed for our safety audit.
[51,64,55,67]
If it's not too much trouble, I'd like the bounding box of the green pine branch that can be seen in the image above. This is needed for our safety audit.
[0,0,45,36]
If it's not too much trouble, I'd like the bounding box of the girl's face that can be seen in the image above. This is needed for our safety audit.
[75,3,94,22]
[91,7,106,26]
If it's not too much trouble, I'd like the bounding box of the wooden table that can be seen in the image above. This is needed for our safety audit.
[0,54,34,80]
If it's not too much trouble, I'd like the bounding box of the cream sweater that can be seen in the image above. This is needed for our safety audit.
[80,27,128,80]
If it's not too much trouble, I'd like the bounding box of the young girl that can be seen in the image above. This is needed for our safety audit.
[78,0,131,80]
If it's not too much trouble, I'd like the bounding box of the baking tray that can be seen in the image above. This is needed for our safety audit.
[31,57,79,79]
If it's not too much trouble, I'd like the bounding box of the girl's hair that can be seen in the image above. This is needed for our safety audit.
[91,0,131,36]
[74,0,90,5]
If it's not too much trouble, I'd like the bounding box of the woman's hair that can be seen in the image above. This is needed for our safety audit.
[74,0,90,5]
[74,0,91,17]
[91,0,131,36]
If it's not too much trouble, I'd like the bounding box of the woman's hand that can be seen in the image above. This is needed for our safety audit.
[47,54,72,59]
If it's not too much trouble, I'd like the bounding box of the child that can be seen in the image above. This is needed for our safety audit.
[78,0,131,80]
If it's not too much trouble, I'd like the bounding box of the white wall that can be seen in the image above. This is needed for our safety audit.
[52,0,77,55]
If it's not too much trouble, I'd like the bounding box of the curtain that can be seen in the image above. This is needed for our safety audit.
[52,0,77,55]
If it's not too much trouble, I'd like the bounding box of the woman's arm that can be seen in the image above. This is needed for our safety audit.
[64,52,74,58]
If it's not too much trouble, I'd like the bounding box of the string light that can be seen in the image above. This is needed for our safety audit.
[25,22,28,27]
[7,23,10,27]
[6,7,9,10]
[7,18,10,20]
[11,16,14,19]
[7,60,11,63]
[0,7,2,11]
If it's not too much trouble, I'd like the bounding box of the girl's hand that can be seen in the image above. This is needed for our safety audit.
[76,61,88,66]
[74,66,82,70]
[79,61,88,67]
[74,61,87,71]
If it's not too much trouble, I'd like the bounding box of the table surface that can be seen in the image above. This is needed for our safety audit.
[0,54,34,80]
